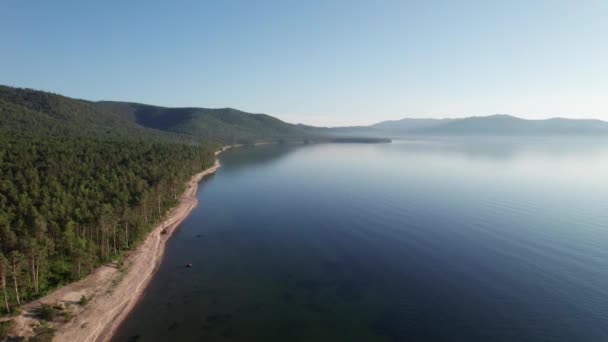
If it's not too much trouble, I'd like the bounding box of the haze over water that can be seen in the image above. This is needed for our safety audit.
[114,138,608,342]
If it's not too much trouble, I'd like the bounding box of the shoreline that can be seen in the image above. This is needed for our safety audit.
[7,147,230,341]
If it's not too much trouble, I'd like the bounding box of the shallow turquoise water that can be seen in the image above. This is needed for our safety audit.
[114,138,608,342]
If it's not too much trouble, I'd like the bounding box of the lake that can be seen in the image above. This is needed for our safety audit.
[113,138,608,342]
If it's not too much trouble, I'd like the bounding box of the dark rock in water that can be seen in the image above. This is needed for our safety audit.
[168,321,179,331]
[186,263,193,267]
[127,334,141,342]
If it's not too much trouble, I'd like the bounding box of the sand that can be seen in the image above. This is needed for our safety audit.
[7,147,229,341]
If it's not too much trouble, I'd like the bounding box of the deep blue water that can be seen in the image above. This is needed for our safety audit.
[113,138,608,342]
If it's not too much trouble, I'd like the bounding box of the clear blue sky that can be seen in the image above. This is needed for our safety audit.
[2,1,607,126]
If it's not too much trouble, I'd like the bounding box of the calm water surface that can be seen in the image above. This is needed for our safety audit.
[113,138,608,342]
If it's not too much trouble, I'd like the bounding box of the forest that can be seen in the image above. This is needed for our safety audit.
[0,86,219,313]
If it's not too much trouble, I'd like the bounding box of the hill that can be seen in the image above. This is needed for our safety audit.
[416,115,608,135]
[0,86,317,144]
[323,114,608,137]
[0,86,138,136]
[0,85,391,144]
[95,101,311,144]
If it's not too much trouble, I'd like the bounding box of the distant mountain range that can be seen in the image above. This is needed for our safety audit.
[319,115,608,137]
[2,85,607,141]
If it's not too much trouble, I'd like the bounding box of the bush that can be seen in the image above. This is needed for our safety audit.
[36,304,57,321]
[59,308,74,323]
[31,320,55,342]
[78,295,89,305]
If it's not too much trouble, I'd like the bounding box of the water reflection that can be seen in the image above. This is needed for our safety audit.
[218,144,302,173]
[385,136,608,161]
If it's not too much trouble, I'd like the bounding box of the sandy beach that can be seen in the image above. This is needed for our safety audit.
[7,148,229,341]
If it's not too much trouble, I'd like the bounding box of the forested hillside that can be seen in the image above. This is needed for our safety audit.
[0,86,220,313]
[96,101,311,144]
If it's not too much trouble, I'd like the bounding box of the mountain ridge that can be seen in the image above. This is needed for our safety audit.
[95,101,309,144]
[2,85,607,139]
[321,114,608,137]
